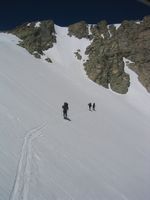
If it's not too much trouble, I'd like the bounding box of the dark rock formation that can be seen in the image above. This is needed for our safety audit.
[68,21,89,39]
[11,20,56,59]
[74,49,82,60]
[84,16,150,93]
[45,57,52,63]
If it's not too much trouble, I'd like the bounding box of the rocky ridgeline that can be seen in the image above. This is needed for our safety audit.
[68,17,150,94]
[11,17,150,94]
[11,20,56,59]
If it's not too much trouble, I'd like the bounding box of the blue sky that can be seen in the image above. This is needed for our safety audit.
[0,0,149,30]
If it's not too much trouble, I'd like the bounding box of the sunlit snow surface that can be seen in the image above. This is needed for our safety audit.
[0,28,150,200]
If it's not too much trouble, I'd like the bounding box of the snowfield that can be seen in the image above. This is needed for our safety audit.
[0,26,150,200]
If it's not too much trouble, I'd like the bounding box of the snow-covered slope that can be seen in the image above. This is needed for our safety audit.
[0,26,150,200]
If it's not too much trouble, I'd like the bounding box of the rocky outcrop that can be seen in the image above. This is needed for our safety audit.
[68,21,89,39]
[45,57,52,63]
[126,16,150,92]
[74,49,82,60]
[84,16,150,93]
[11,20,56,59]
[9,16,150,94]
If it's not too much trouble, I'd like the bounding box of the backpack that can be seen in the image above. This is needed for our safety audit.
[64,102,68,110]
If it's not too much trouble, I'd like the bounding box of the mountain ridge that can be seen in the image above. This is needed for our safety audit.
[9,15,150,94]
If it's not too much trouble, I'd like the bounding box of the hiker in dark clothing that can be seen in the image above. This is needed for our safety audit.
[88,103,92,111]
[62,102,69,118]
[92,103,96,111]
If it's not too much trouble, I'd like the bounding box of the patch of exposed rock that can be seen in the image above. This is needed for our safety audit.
[68,21,90,39]
[74,49,82,60]
[45,57,52,63]
[11,20,56,59]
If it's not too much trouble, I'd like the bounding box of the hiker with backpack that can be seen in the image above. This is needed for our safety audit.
[62,102,69,119]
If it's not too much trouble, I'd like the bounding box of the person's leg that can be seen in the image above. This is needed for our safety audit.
[63,110,65,118]
[64,110,67,118]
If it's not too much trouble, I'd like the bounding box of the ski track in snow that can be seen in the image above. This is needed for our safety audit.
[0,30,150,200]
[9,123,47,200]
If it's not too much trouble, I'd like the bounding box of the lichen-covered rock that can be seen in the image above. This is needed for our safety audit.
[11,20,56,58]
[110,73,130,94]
[84,15,150,94]
[119,16,150,93]
[68,21,89,39]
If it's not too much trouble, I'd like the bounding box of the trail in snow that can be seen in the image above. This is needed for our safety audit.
[9,123,47,200]
[0,30,150,200]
